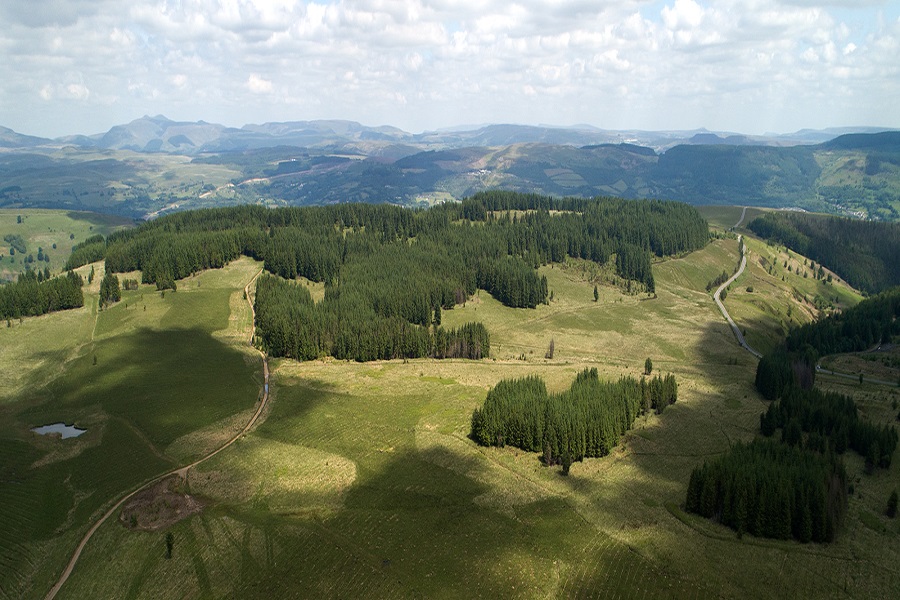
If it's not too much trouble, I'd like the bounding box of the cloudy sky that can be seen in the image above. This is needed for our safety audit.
[1,0,898,138]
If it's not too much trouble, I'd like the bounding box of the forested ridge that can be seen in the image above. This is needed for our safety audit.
[60,192,707,361]
[690,287,900,542]
[748,212,900,294]
[755,287,900,400]
[784,286,900,356]
[755,288,900,469]
[471,368,677,473]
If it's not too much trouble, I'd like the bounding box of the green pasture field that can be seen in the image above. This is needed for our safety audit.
[0,209,132,282]
[0,206,895,599]
[47,238,899,598]
[722,234,862,355]
[0,257,262,599]
[696,205,768,232]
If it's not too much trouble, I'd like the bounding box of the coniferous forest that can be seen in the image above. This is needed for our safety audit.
[748,211,900,294]
[755,287,900,401]
[755,288,900,469]
[0,270,84,320]
[685,439,847,543]
[470,368,677,472]
[688,285,900,543]
[59,192,707,361]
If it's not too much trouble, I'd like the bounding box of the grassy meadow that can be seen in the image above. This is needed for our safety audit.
[0,209,132,282]
[699,206,863,355]
[0,257,262,599]
[1,209,897,599]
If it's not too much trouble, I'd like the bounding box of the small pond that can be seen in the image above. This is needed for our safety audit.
[32,423,87,439]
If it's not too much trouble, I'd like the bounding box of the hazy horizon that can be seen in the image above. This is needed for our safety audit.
[3,113,899,141]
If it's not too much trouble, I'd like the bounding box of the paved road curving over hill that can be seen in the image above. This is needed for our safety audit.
[714,223,763,360]
[46,268,270,600]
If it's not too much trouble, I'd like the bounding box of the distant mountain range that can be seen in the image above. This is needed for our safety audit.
[3,115,895,155]
[0,116,898,221]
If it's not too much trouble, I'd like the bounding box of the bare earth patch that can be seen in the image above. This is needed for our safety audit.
[119,475,204,531]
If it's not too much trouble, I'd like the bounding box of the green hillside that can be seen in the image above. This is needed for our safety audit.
[2,133,900,220]
[2,206,897,599]
[0,209,132,283]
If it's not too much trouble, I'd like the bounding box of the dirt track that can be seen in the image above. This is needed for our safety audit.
[714,209,762,360]
[45,268,269,600]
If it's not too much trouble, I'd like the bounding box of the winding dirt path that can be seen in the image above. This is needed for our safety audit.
[717,211,897,385]
[45,268,269,600]
[714,212,762,360]
[732,205,748,229]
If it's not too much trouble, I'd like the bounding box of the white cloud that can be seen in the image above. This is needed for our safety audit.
[64,83,90,100]
[246,74,274,93]
[0,0,897,137]
[662,0,706,30]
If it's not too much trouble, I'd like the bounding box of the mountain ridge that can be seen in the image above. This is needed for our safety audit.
[2,116,896,155]
[1,119,899,221]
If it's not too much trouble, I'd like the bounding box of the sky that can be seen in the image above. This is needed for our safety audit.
[1,0,898,138]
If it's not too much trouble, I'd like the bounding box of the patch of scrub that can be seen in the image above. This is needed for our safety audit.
[120,475,204,531]
[32,422,86,438]
[190,437,356,512]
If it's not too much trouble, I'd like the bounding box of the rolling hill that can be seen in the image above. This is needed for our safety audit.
[0,118,898,220]
[2,203,897,599]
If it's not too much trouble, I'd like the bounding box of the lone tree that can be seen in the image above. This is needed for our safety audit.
[165,532,174,559]
[593,285,599,302]
[888,490,898,518]
[644,357,653,375]
[545,338,555,360]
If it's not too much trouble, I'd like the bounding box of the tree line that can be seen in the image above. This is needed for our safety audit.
[253,273,489,362]
[470,368,677,473]
[73,194,707,296]
[64,234,106,271]
[58,195,707,361]
[783,287,900,357]
[755,287,900,401]
[748,212,900,294]
[0,270,84,320]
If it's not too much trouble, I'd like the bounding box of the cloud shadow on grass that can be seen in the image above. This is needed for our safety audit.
[0,324,269,599]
